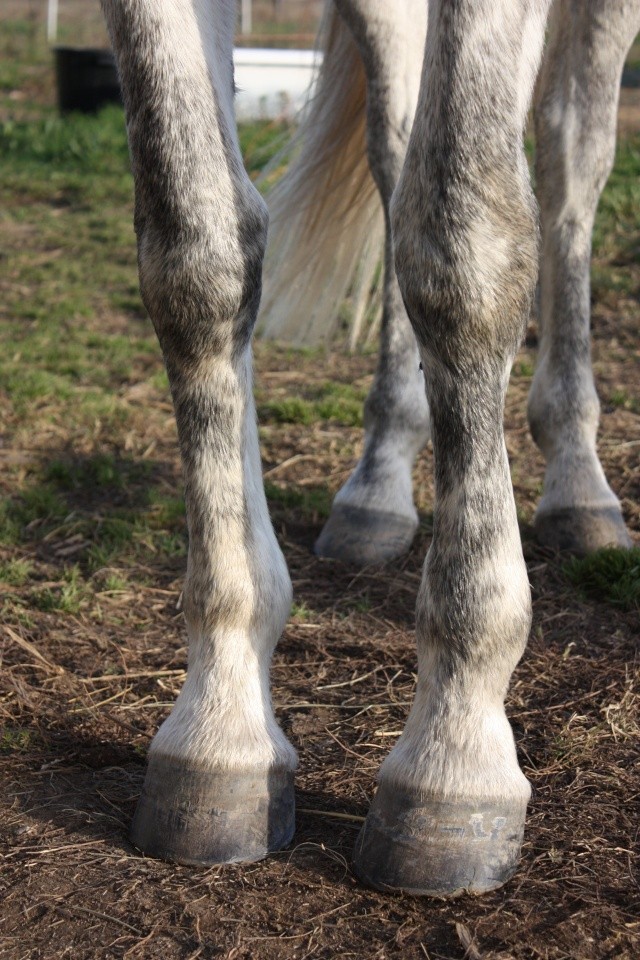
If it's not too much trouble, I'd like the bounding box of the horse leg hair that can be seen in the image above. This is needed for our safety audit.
[101,0,296,865]
[528,0,640,552]
[354,0,552,896]
[315,0,431,565]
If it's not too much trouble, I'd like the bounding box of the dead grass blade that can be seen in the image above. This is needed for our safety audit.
[3,625,65,675]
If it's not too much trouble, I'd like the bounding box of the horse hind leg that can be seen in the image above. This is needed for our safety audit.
[101,0,296,864]
[528,0,640,553]
[315,0,431,565]
[354,0,551,895]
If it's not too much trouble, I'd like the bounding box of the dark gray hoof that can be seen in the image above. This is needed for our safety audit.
[315,503,418,564]
[535,506,632,554]
[353,781,528,897]
[130,754,295,866]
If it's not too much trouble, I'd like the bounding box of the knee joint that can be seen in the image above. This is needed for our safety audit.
[391,175,538,366]
[138,190,268,365]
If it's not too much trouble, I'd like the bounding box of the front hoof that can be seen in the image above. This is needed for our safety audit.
[535,506,632,554]
[353,781,528,897]
[314,503,418,564]
[130,754,295,866]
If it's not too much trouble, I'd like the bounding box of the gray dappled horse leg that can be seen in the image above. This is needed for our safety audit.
[102,0,296,864]
[315,0,431,565]
[528,0,640,553]
[353,0,551,895]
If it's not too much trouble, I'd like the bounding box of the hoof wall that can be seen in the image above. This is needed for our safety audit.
[535,506,632,554]
[353,782,527,897]
[315,504,417,564]
[130,755,295,866]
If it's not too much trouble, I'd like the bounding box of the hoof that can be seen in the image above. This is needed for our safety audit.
[353,781,528,897]
[130,754,295,866]
[315,503,418,564]
[535,506,632,554]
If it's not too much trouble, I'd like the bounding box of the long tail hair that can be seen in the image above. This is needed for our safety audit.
[256,2,384,348]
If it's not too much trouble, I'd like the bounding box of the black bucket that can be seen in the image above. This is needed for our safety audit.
[54,46,121,114]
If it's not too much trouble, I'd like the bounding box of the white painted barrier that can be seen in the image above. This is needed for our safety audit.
[233,48,322,121]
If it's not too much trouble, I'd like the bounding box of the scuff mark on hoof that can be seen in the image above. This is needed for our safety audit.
[130,754,295,866]
[535,506,632,554]
[314,504,418,565]
[352,781,528,897]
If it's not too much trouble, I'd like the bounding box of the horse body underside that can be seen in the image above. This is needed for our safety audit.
[100,0,639,896]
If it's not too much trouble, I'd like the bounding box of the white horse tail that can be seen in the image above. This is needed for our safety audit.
[257,2,384,348]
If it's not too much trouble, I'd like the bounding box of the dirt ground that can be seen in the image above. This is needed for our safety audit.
[1,8,640,960]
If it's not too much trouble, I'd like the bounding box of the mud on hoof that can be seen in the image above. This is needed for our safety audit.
[535,506,632,554]
[130,754,295,866]
[353,781,528,897]
[314,503,418,565]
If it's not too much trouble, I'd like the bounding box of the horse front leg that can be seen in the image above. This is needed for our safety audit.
[527,0,640,553]
[101,0,296,864]
[354,0,551,895]
[315,0,431,565]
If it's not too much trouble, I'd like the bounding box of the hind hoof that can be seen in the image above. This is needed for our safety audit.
[130,754,295,866]
[315,503,417,564]
[353,781,528,897]
[535,506,632,554]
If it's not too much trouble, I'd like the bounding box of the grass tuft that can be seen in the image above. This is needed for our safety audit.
[102,572,129,592]
[609,388,639,413]
[0,558,33,586]
[0,487,68,544]
[258,382,366,427]
[565,547,640,611]
[0,106,130,175]
[290,601,316,621]
[0,727,36,754]
[31,565,88,615]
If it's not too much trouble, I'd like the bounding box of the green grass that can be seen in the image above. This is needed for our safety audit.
[0,727,37,754]
[31,565,87,614]
[238,120,293,182]
[592,138,640,300]
[1,456,187,573]
[84,508,187,573]
[290,601,316,621]
[45,454,152,493]
[0,113,150,428]
[565,548,640,611]
[264,481,332,519]
[258,382,366,427]
[0,486,68,545]
[0,558,33,586]
[608,389,640,413]
[350,596,371,614]
[0,107,130,173]
[512,359,535,378]
[101,572,129,593]
[0,24,154,434]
